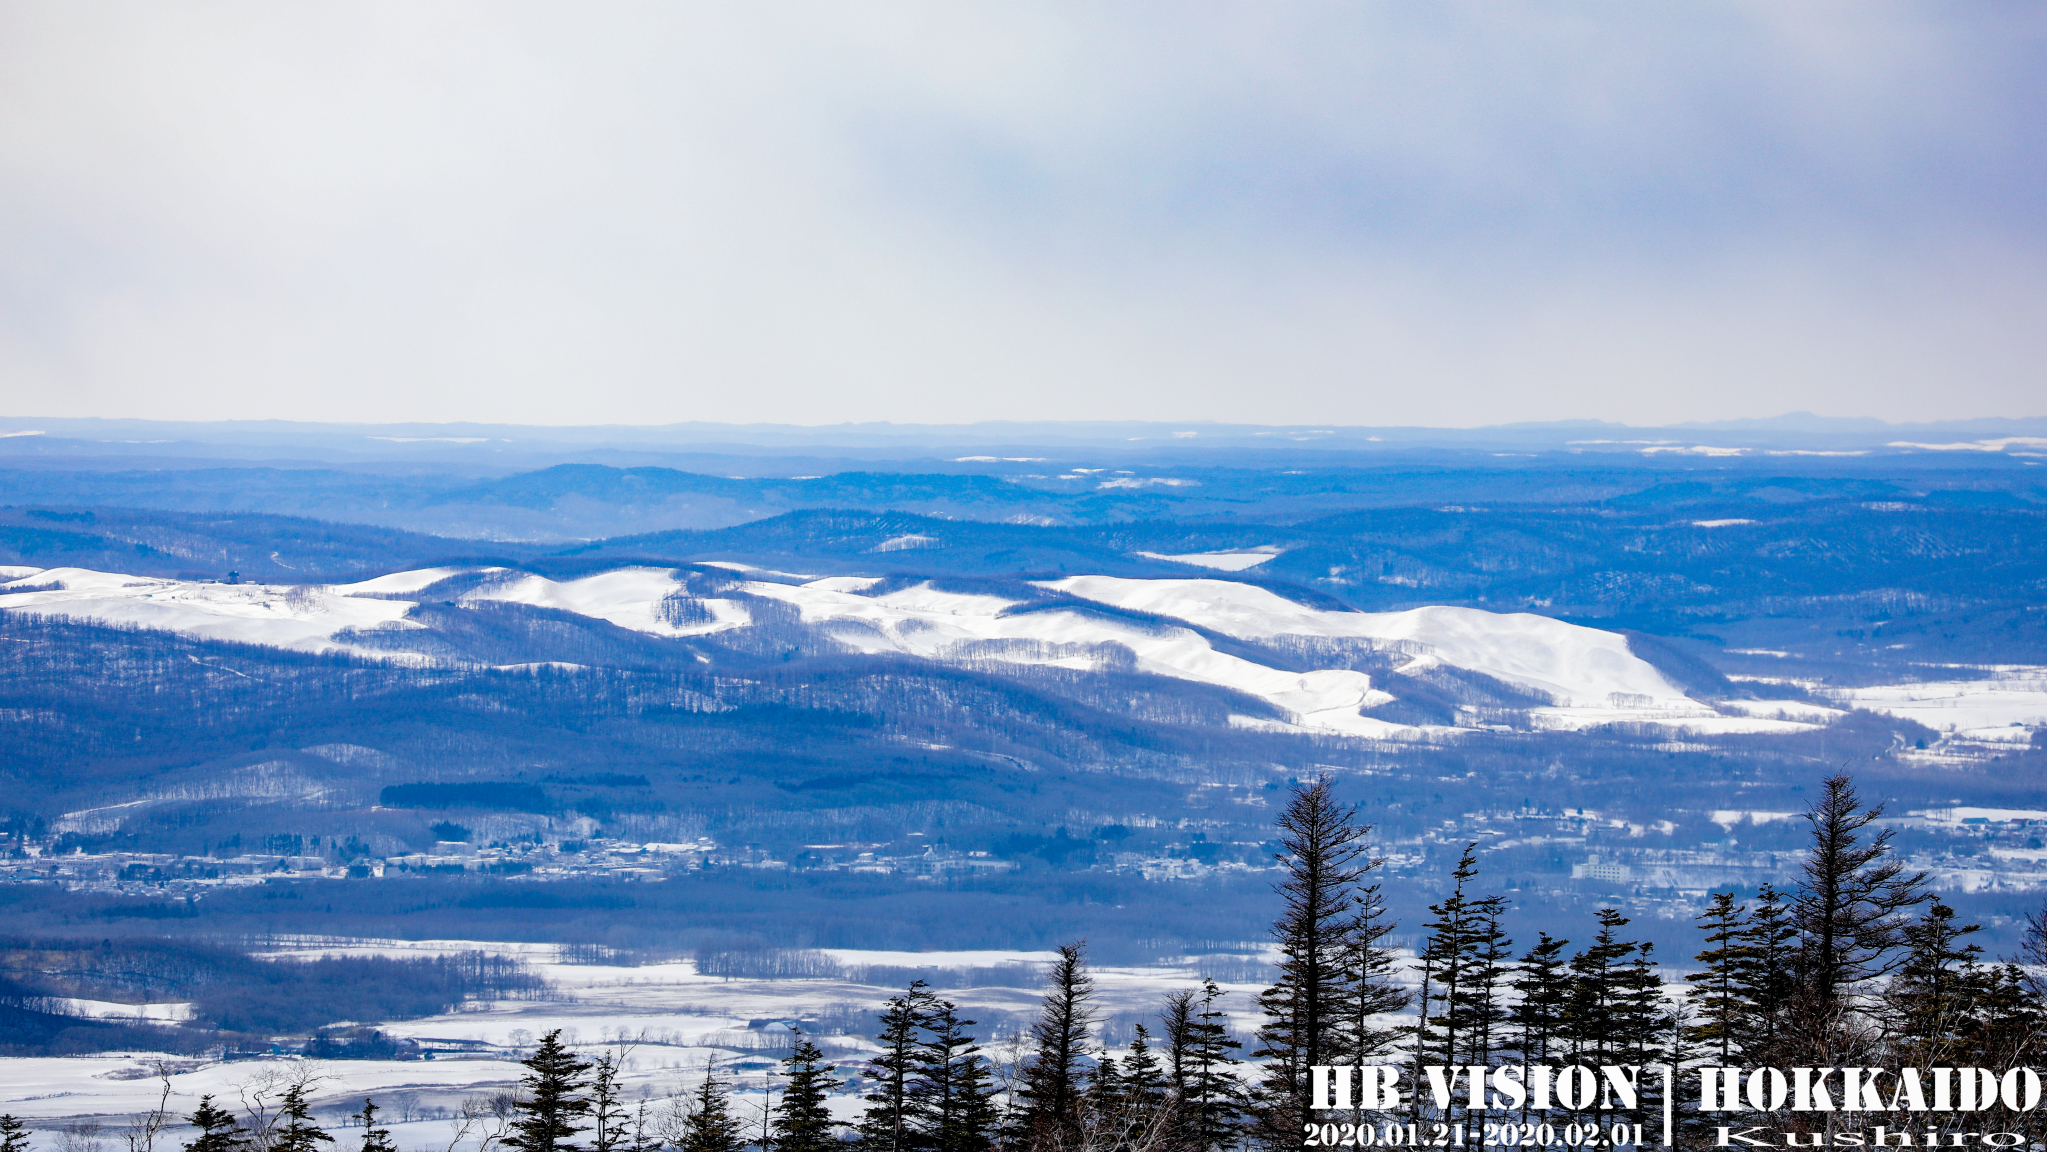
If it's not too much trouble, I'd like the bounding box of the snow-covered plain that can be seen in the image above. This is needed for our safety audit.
[0,943,1271,1147]
[0,563,1865,738]
[1824,670,2047,732]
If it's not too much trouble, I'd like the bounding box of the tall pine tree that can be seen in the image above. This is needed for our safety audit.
[1018,942,1096,1152]
[1733,883,1798,1064]
[1883,900,1986,1069]
[1789,773,1927,1062]
[505,1030,594,1152]
[1508,934,1570,1124]
[1253,776,1379,1145]
[2,1115,33,1152]
[772,1036,843,1152]
[183,1098,248,1152]
[1558,910,1648,1127]
[589,1052,633,1152]
[1685,892,1754,1064]
[1337,879,1409,1084]
[271,1084,332,1152]
[859,982,938,1152]
[913,1001,1000,1152]
[680,1071,748,1152]
[1164,982,1245,1152]
[1413,844,1511,1124]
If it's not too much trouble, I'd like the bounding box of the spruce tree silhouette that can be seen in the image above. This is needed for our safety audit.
[772,1035,843,1152]
[350,1102,395,1152]
[858,981,937,1152]
[1016,942,1095,1152]
[272,1084,333,1152]
[914,1000,1000,1152]
[506,1030,594,1152]
[183,1097,249,1152]
[680,1070,748,1152]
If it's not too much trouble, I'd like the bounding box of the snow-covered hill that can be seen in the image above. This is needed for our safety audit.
[1,564,1819,738]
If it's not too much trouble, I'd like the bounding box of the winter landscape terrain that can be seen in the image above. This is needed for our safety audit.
[1,418,2044,1145]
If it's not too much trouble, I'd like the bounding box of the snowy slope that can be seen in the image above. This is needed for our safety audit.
[1133,549,1279,571]
[1045,576,1698,712]
[0,567,422,655]
[744,578,1407,737]
[463,567,749,637]
[332,566,477,594]
[1,564,1822,737]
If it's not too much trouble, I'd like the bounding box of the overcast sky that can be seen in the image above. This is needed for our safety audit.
[2,2,2042,427]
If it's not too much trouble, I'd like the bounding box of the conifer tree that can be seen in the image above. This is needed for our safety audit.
[772,1036,843,1152]
[1018,942,1096,1152]
[1884,900,1986,1068]
[350,1103,394,1152]
[1161,989,1200,1151]
[2,1115,32,1152]
[1082,1049,1128,1150]
[1732,883,1798,1063]
[1954,963,2047,1147]
[1558,910,1646,1125]
[1413,844,1510,1122]
[271,1084,333,1152]
[1120,1025,1168,1133]
[681,1071,748,1152]
[1685,892,1754,1064]
[860,982,938,1152]
[2017,895,2047,1002]
[1789,773,1927,1059]
[1336,882,1409,1077]
[183,1098,249,1152]
[1611,946,1672,1122]
[1173,983,1245,1152]
[1508,933,1569,1125]
[1464,897,1514,1071]
[506,1029,594,1152]
[590,1052,633,1152]
[913,1001,999,1152]
[1253,776,1378,1143]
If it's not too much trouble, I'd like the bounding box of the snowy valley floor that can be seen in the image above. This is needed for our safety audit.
[0,942,1275,1151]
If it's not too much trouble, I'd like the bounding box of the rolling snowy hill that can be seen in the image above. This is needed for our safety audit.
[2,563,1818,738]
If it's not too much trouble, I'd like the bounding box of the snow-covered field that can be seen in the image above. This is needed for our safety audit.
[1824,668,2047,733]
[0,943,1268,1151]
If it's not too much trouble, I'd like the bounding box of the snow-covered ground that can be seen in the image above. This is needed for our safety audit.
[1131,550,1279,571]
[463,568,748,637]
[0,568,421,656]
[7,563,1973,740]
[0,943,1270,1150]
[1824,669,2047,733]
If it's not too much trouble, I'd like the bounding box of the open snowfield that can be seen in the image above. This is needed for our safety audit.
[1824,669,2047,732]
[0,943,1271,1151]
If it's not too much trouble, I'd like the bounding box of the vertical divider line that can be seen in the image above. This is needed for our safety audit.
[1660,1064,1674,1147]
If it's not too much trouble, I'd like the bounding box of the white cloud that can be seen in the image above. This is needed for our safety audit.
[0,2,2041,425]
